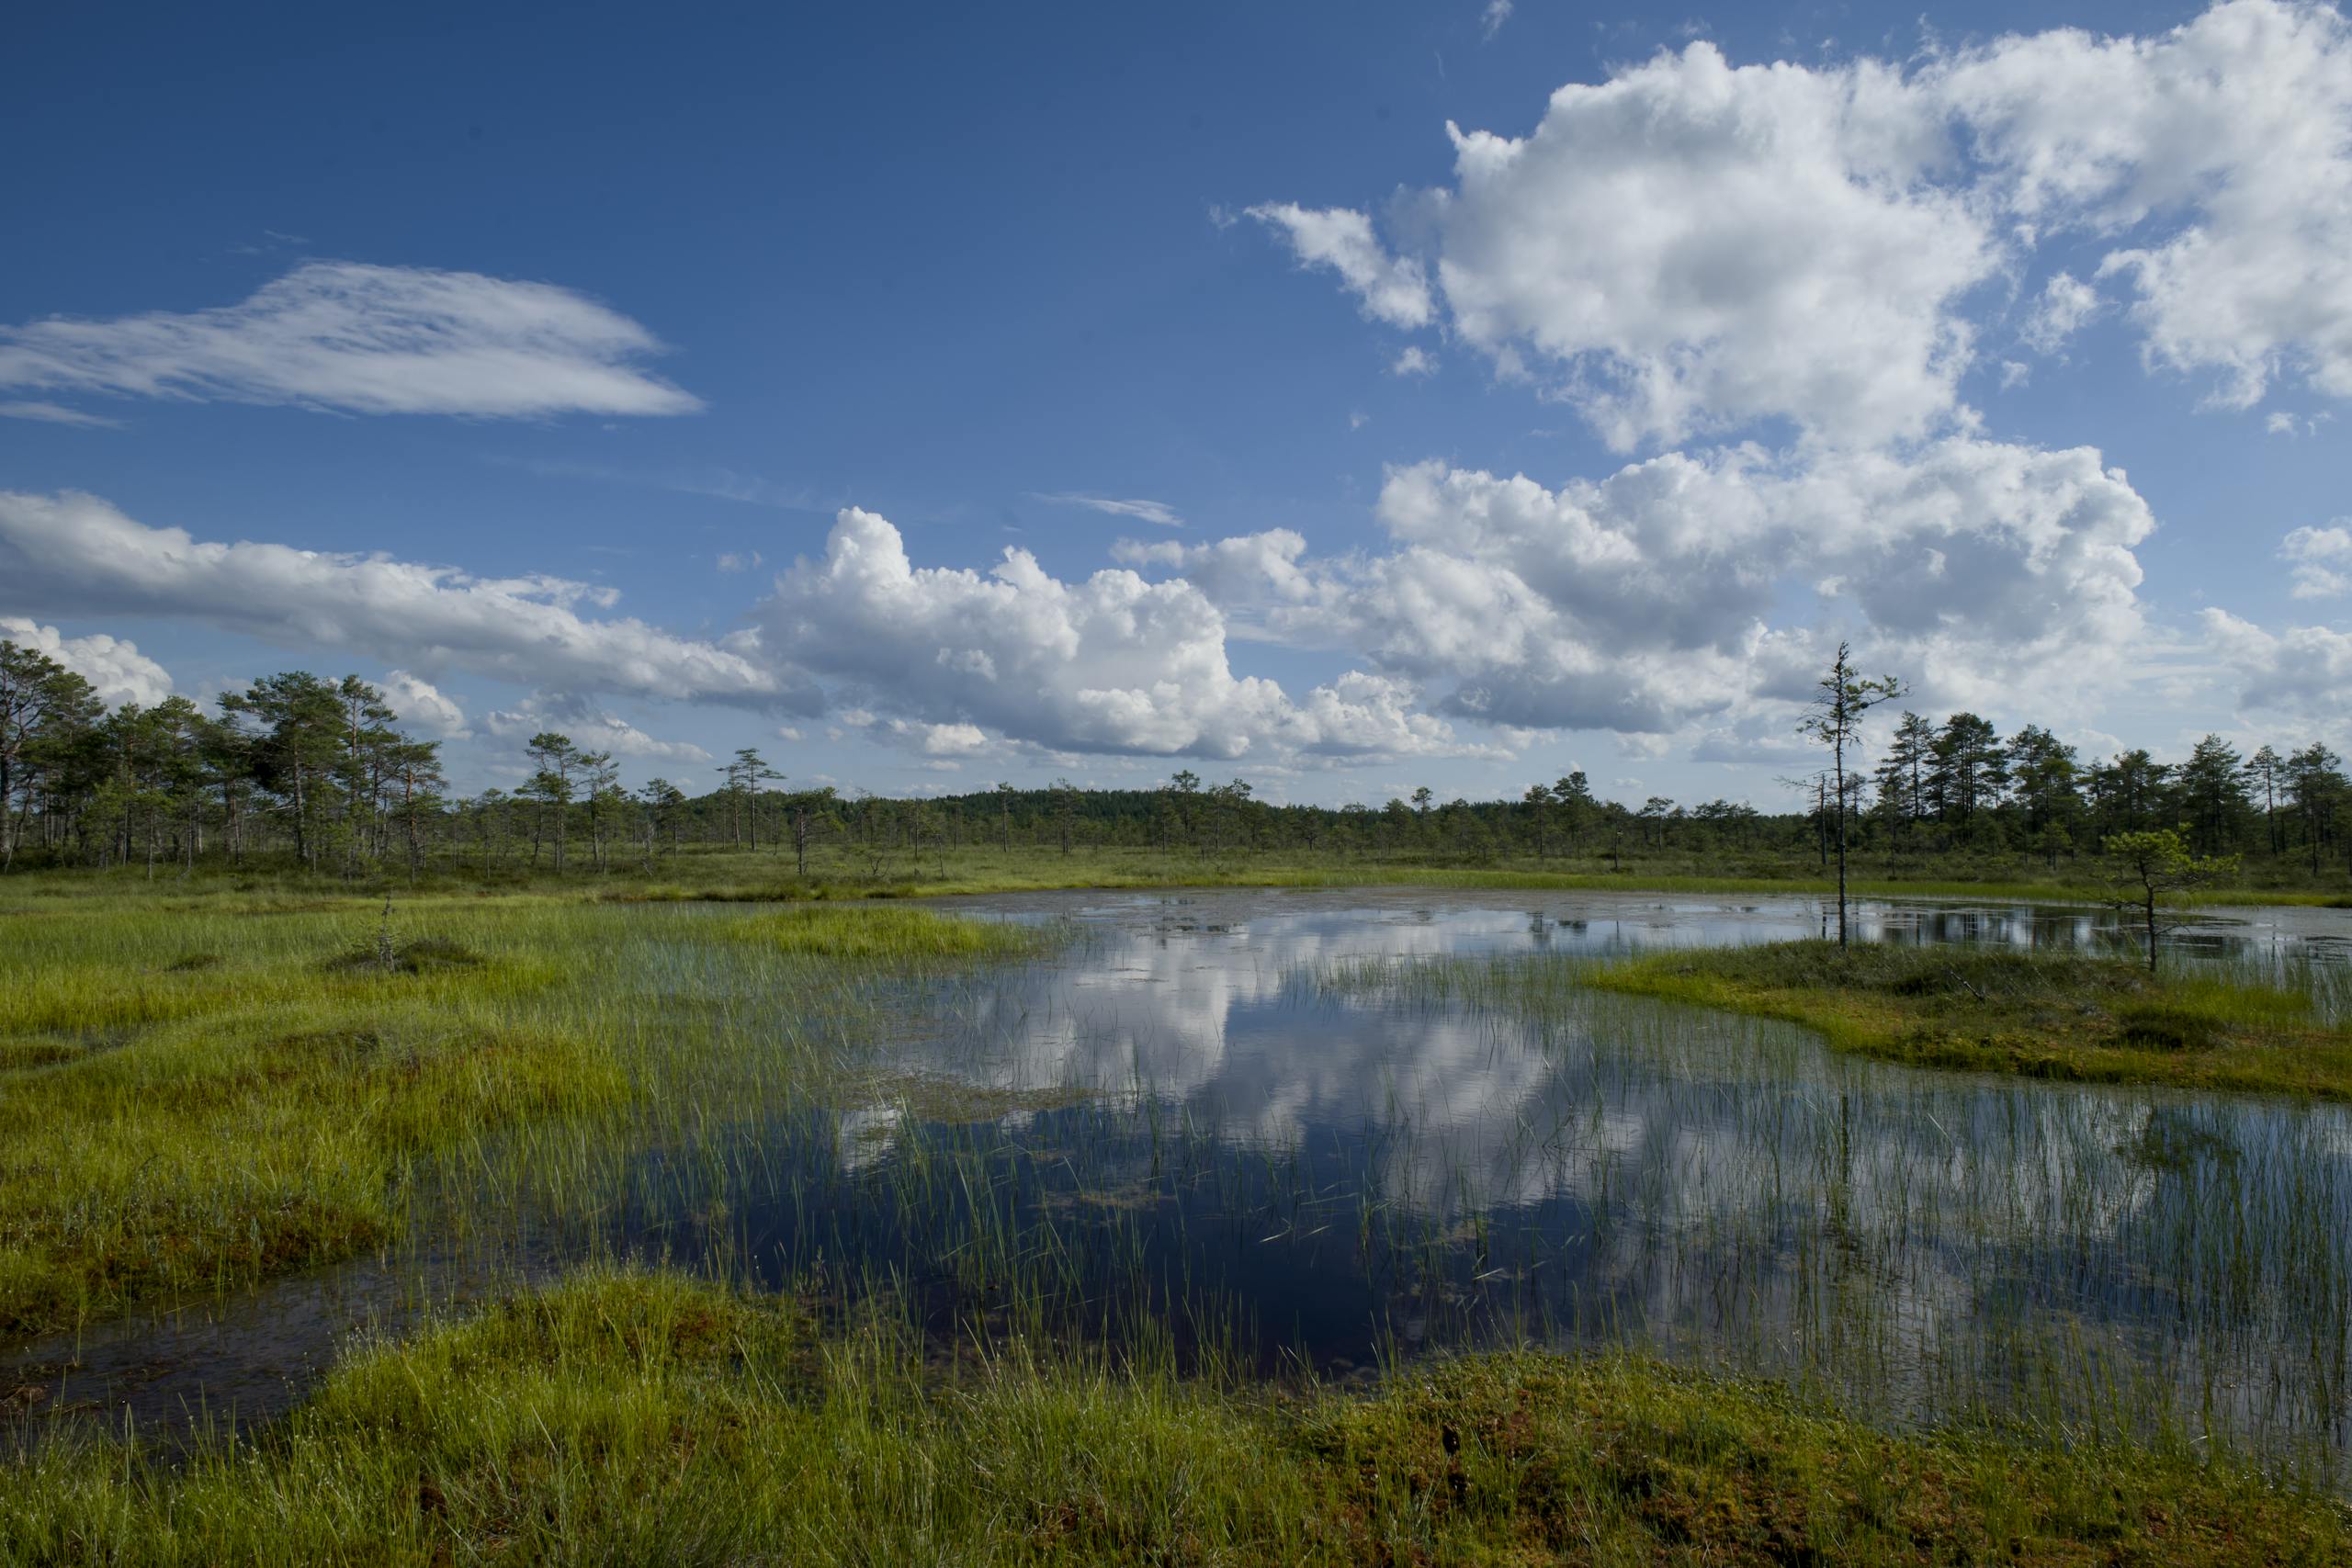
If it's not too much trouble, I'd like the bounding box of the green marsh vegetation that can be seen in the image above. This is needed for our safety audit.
[1314,931,2352,1097]
[5,870,2351,1563]
[718,900,1057,961]
[12,840,2338,918]
[0,894,595,1337]
[1594,941,2352,1098]
[590,845,2352,908]
[1290,918,2352,1461]
[0,886,1066,1338]
[6,1264,2346,1566]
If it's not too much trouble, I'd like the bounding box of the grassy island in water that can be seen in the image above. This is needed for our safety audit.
[2,870,2348,1564]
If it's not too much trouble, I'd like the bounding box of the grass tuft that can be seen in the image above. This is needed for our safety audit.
[322,935,487,976]
[5,1267,2344,1565]
[0,1012,621,1337]
[2,871,2346,1560]
[725,903,1053,962]
[0,897,1058,1336]
[1585,941,2352,1097]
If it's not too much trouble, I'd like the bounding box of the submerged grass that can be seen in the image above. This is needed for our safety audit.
[6,875,2350,1561]
[5,1266,2342,1566]
[0,895,1054,1337]
[1580,942,2352,1098]
[0,1003,620,1338]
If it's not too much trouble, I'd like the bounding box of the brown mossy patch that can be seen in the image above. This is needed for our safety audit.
[322,936,488,976]
[0,1036,85,1071]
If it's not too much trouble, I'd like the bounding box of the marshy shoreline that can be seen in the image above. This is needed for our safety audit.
[4,871,2350,1563]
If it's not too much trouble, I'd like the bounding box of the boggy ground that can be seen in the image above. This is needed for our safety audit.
[5,874,2350,1563]
[595,843,2352,908]
[11,840,2344,910]
[1586,941,2352,1100]
[6,1266,2346,1566]
[0,890,1044,1337]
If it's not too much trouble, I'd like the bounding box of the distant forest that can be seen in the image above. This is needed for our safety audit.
[3,643,2347,883]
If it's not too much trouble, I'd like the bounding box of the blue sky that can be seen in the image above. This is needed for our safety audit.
[3,0,2347,807]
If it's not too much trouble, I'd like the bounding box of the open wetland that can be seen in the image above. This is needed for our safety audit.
[6,886,2351,1562]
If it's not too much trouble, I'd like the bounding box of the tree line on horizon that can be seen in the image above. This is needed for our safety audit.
[3,639,2346,884]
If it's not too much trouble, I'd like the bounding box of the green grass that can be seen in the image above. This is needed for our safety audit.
[6,1265,2343,1566]
[719,902,1054,961]
[0,1013,615,1338]
[0,895,1056,1337]
[9,841,2341,911]
[6,874,2349,1559]
[612,852,2346,908]
[1581,941,2352,1098]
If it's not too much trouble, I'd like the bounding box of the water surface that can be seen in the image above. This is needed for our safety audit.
[12,888,2349,1470]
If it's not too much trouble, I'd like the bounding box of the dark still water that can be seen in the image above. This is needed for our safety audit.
[13,889,2351,1470]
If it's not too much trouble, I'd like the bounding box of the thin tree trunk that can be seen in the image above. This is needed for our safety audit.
[1833,732,1849,947]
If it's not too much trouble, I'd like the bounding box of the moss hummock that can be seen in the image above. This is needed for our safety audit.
[1590,940,2352,1098]
[6,1267,2344,1565]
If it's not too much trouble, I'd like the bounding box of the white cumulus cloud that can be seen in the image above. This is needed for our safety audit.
[2020,271,2103,355]
[484,692,711,762]
[1257,3,2352,446]
[1110,529,1317,619]
[1943,0,2352,410]
[916,721,989,756]
[2282,523,2352,598]
[381,670,471,739]
[1246,204,1437,330]
[2200,607,2352,725]
[1429,42,1988,449]
[1136,441,2154,735]
[0,616,173,707]
[758,507,1485,761]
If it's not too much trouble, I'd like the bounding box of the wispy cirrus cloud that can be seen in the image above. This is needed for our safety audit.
[1025,491,1186,528]
[0,400,123,428]
[501,455,819,510]
[0,261,702,420]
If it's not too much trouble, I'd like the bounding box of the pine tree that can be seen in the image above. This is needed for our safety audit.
[1796,642,1905,946]
[1926,713,2006,833]
[2006,724,2082,869]
[524,732,581,871]
[2175,734,2252,856]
